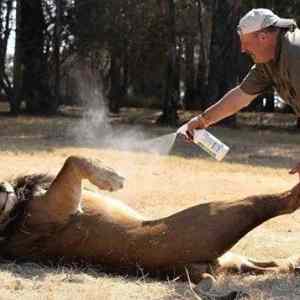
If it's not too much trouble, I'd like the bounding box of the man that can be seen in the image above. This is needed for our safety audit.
[184,8,300,175]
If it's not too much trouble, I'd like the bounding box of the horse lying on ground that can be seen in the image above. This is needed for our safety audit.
[0,155,299,286]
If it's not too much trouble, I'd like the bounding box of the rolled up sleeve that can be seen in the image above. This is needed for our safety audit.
[240,64,273,95]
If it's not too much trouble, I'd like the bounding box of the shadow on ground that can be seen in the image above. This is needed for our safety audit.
[0,112,299,171]
[166,273,300,300]
[2,260,299,300]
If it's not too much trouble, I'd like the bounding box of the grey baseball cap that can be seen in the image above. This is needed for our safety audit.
[238,8,297,35]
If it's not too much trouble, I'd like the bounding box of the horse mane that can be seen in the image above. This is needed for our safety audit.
[0,174,55,241]
[12,174,54,202]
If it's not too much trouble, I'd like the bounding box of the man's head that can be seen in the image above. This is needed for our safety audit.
[237,9,297,63]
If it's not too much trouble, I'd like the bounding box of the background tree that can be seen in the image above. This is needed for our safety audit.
[16,0,55,114]
[1,0,300,124]
[156,0,179,125]
[206,0,241,126]
[0,0,14,106]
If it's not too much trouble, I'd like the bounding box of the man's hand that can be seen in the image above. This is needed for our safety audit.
[289,162,300,179]
[185,115,209,141]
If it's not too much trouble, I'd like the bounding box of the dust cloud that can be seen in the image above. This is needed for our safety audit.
[68,66,178,156]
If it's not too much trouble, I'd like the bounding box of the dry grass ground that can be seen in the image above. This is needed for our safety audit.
[0,108,300,299]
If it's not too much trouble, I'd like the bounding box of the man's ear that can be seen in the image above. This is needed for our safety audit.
[261,31,275,42]
[258,32,268,41]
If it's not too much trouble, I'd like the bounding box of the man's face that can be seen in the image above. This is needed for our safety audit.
[239,31,275,64]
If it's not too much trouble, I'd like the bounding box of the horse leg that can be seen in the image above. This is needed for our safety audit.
[215,252,300,274]
[31,155,124,223]
[183,252,295,299]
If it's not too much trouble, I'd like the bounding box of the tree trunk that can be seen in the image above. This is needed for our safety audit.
[108,49,122,113]
[0,0,14,109]
[121,40,129,100]
[12,0,23,114]
[184,35,196,109]
[53,0,63,112]
[157,0,178,126]
[74,0,94,56]
[20,0,55,114]
[195,0,210,110]
[207,0,241,126]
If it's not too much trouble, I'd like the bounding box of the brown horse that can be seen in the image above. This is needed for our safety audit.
[0,155,299,285]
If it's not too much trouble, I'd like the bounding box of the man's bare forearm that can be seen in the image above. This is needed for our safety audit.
[184,86,257,140]
[201,86,257,126]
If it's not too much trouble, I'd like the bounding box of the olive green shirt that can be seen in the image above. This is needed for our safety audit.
[240,28,300,115]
